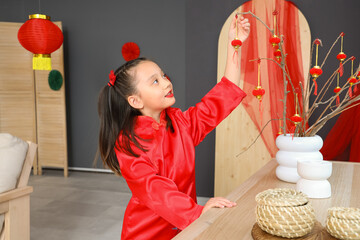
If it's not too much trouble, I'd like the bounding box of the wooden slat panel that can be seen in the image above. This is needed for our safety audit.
[35,22,68,176]
[0,22,36,144]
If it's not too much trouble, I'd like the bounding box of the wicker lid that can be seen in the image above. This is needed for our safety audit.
[328,207,360,220]
[255,188,309,207]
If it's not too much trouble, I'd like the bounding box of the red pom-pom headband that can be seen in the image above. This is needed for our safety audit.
[108,70,116,87]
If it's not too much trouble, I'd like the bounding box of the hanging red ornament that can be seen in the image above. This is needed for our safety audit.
[122,42,140,61]
[274,49,282,62]
[347,56,357,97]
[231,39,242,49]
[269,10,280,49]
[334,72,341,105]
[17,14,64,70]
[333,87,342,94]
[252,60,265,126]
[310,66,323,78]
[252,86,265,100]
[269,35,280,48]
[290,114,302,125]
[336,32,346,77]
[231,14,242,67]
[310,39,323,95]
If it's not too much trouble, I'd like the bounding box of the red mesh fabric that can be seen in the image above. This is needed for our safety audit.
[240,1,305,157]
[321,88,360,162]
[18,19,63,54]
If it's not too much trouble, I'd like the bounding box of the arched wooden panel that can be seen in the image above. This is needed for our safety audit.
[215,0,311,197]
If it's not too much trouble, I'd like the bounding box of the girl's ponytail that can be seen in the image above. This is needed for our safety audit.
[98,58,149,175]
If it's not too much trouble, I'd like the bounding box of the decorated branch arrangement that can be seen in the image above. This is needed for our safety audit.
[236,10,360,138]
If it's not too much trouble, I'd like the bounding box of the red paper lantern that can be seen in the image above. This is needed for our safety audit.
[337,52,347,62]
[274,49,282,62]
[348,77,357,86]
[290,114,302,125]
[122,42,140,61]
[269,35,280,48]
[252,86,265,101]
[333,87,341,94]
[231,39,242,50]
[310,66,323,78]
[18,14,63,70]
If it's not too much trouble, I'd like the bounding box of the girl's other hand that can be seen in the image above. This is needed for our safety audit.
[228,15,250,43]
[201,197,237,214]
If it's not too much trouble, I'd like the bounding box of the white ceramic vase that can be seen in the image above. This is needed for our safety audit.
[275,134,323,183]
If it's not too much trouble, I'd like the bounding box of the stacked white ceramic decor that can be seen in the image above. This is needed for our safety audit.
[275,134,324,183]
[296,160,332,199]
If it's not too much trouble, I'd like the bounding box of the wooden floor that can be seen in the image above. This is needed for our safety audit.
[28,169,209,240]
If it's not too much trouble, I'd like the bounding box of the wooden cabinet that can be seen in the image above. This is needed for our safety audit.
[0,21,68,177]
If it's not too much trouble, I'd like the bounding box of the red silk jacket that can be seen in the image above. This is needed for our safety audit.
[116,77,246,239]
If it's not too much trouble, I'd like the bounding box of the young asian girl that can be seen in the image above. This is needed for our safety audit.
[98,15,250,240]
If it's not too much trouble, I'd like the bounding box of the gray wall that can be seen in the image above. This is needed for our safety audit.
[0,0,186,168]
[1,0,359,197]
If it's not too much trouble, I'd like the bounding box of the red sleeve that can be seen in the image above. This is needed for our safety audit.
[183,77,246,146]
[117,149,204,230]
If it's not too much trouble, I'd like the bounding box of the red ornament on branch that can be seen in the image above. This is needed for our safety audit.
[18,14,64,70]
[290,114,302,125]
[310,39,323,95]
[231,39,242,49]
[122,42,140,61]
[347,56,357,97]
[310,67,323,78]
[336,32,346,77]
[252,86,265,100]
[274,49,282,62]
[334,86,341,105]
[269,35,280,48]
[231,14,243,67]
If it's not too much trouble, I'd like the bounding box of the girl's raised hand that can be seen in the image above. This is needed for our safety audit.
[201,197,237,214]
[228,15,250,43]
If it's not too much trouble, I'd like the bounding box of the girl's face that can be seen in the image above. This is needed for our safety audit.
[128,61,175,120]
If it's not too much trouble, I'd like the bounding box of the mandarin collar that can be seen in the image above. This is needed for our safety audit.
[134,110,167,136]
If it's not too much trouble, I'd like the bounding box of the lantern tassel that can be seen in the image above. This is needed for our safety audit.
[259,100,263,127]
[33,54,52,70]
[336,95,340,105]
[354,84,358,92]
[232,51,239,68]
[339,62,344,77]
[313,78,318,95]
[348,86,353,98]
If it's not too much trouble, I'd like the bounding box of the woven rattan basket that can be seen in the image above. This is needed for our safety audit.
[326,207,360,240]
[255,188,316,238]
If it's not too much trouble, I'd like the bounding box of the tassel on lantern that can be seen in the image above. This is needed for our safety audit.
[252,60,265,127]
[18,14,63,70]
[231,14,242,68]
[347,56,357,98]
[336,32,346,77]
[310,39,323,95]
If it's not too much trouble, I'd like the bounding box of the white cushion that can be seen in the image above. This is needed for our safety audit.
[0,133,28,233]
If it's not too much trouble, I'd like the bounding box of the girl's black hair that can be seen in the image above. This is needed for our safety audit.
[98,57,173,175]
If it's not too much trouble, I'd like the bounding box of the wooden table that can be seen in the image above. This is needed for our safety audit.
[174,159,360,239]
